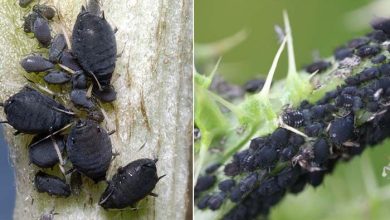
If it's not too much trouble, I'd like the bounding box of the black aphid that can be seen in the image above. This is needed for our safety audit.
[304,60,331,73]
[277,167,300,188]
[67,119,112,182]
[371,17,390,35]
[304,122,323,137]
[356,45,381,58]
[33,17,52,47]
[371,54,386,64]
[23,12,39,33]
[230,186,244,202]
[59,51,83,72]
[92,85,117,102]
[249,137,266,150]
[20,54,54,73]
[310,105,326,119]
[218,179,236,192]
[334,47,353,61]
[328,114,355,145]
[288,133,304,147]
[29,135,65,168]
[44,71,71,84]
[257,178,280,196]
[347,37,370,49]
[358,67,380,82]
[312,138,329,164]
[49,34,67,63]
[70,89,95,109]
[224,163,240,176]
[34,171,71,197]
[243,79,265,93]
[270,128,289,147]
[288,174,307,194]
[367,30,387,43]
[1,87,73,134]
[255,145,279,169]
[238,173,257,192]
[197,195,211,209]
[307,171,326,187]
[195,175,217,194]
[72,6,117,91]
[345,75,360,86]
[19,0,33,8]
[379,63,390,76]
[99,158,163,209]
[280,145,296,161]
[282,110,304,128]
[33,4,56,20]
[335,93,354,108]
[208,192,226,210]
[71,72,88,89]
[205,163,222,174]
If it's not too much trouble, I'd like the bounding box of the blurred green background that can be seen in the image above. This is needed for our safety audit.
[195,0,390,219]
[196,0,372,83]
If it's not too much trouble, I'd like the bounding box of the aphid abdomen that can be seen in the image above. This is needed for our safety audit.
[72,10,116,85]
[4,88,72,133]
[67,120,112,182]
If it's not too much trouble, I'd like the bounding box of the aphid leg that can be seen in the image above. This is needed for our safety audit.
[13,130,21,136]
[149,192,159,197]
[0,121,8,124]
[0,102,4,106]
[111,151,120,161]
[89,70,103,91]
[65,167,76,175]
[157,174,167,182]
[108,130,116,136]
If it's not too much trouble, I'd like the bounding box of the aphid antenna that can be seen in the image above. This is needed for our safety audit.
[107,130,116,136]
[0,121,8,124]
[158,174,167,182]
[29,122,74,147]
[50,136,66,176]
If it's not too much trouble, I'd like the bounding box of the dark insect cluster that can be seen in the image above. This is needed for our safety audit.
[0,2,164,214]
[195,17,390,219]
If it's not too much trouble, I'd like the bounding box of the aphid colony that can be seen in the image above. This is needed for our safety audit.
[0,2,164,211]
[195,18,390,219]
